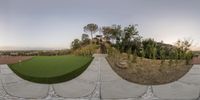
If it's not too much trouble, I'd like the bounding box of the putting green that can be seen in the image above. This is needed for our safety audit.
[8,55,93,84]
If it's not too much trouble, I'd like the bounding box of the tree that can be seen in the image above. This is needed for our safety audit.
[110,25,122,44]
[174,48,179,64]
[142,38,156,58]
[182,39,192,52]
[175,39,193,59]
[152,46,157,59]
[168,48,176,66]
[81,34,89,41]
[130,36,142,55]
[81,34,90,45]
[123,24,139,42]
[160,47,165,65]
[102,26,112,41]
[186,51,193,64]
[140,48,145,59]
[121,24,140,52]
[84,23,98,39]
[102,25,122,43]
[71,39,81,49]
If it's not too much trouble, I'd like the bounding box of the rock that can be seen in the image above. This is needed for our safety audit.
[119,61,127,65]
[121,53,128,59]
[115,60,129,69]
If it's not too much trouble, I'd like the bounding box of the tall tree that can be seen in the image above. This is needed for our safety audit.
[110,25,122,44]
[71,39,81,49]
[142,38,157,58]
[123,24,139,42]
[102,25,122,43]
[175,39,192,59]
[84,23,98,39]
[81,33,89,41]
[81,33,90,45]
[102,26,112,41]
[121,25,139,52]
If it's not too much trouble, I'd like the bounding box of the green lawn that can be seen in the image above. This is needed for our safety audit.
[9,55,93,84]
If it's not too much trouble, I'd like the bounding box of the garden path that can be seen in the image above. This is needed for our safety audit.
[1,54,200,100]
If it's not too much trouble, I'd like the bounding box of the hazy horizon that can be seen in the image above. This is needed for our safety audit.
[1,0,200,51]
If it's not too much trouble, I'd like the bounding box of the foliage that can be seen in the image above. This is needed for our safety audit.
[71,39,81,50]
[106,44,120,60]
[175,39,193,60]
[123,24,139,42]
[120,25,140,52]
[142,38,157,59]
[81,33,89,41]
[72,44,99,56]
[84,23,98,39]
[72,23,194,65]
[185,51,193,64]
[82,38,91,46]
[102,25,122,44]
[140,48,145,59]
[160,47,166,65]
[102,26,112,41]
[132,50,137,63]
[100,23,193,65]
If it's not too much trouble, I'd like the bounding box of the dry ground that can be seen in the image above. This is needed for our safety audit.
[107,55,193,85]
[0,56,32,64]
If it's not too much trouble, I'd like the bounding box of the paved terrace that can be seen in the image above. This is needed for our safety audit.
[0,54,200,100]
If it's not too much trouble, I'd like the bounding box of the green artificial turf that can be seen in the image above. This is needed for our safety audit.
[9,55,93,84]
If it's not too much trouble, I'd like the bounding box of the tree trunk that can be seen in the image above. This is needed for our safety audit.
[91,32,93,39]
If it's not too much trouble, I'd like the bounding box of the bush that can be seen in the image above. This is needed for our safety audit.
[185,51,193,64]
[72,44,99,56]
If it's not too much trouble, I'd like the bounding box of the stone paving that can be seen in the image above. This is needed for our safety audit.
[152,64,200,100]
[0,54,200,100]
[100,55,147,99]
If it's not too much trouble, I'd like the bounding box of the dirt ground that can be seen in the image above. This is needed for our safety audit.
[0,56,32,64]
[107,56,193,85]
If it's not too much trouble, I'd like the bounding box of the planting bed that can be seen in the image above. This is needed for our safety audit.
[107,55,192,85]
[0,56,32,64]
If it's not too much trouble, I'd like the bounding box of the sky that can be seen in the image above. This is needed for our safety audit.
[0,0,200,50]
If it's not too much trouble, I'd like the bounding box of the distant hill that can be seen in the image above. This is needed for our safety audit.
[192,51,200,56]
[157,42,176,50]
[0,46,67,51]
